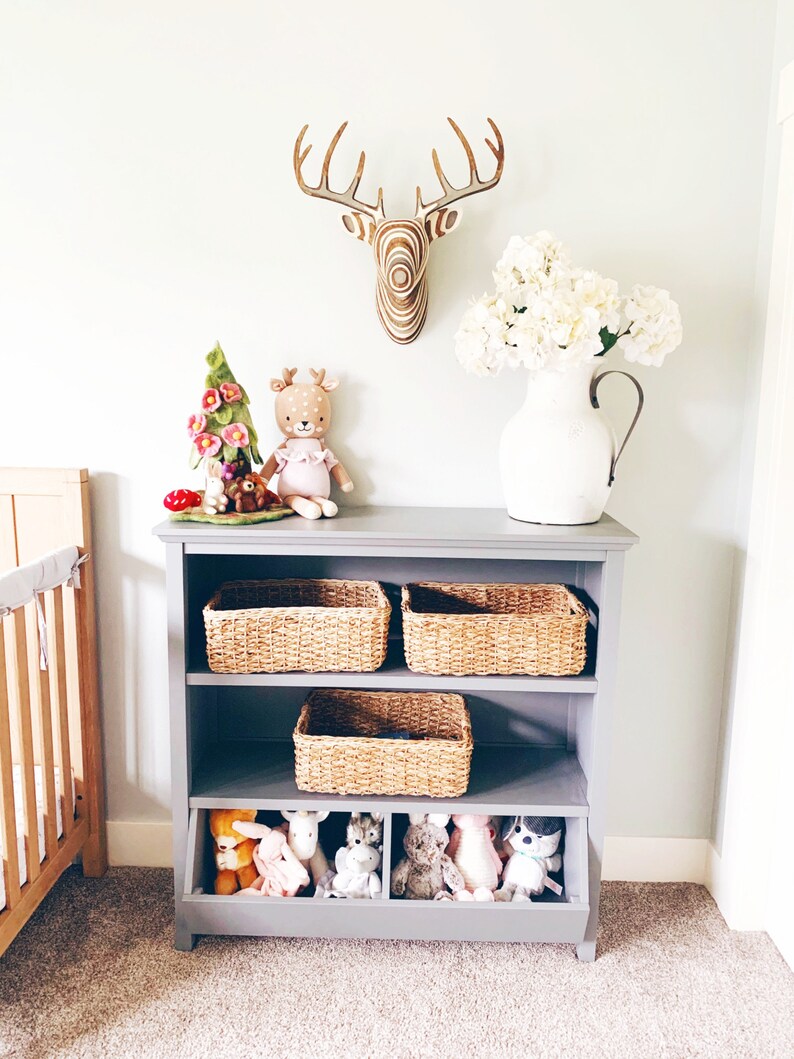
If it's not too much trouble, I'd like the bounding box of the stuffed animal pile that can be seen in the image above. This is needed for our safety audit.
[390,814,565,902]
[208,811,564,903]
[317,813,384,899]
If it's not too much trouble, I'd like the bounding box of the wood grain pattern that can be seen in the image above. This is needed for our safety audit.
[293,119,505,344]
[11,611,40,884]
[0,622,21,911]
[0,466,106,954]
[47,587,74,835]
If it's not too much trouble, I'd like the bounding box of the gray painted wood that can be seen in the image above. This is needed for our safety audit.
[186,644,598,694]
[189,741,588,816]
[157,505,635,959]
[153,506,638,550]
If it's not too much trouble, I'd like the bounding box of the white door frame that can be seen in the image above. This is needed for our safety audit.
[707,61,794,967]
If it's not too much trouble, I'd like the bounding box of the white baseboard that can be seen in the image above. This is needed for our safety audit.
[107,820,174,868]
[602,837,708,883]
[107,821,709,883]
[705,839,765,930]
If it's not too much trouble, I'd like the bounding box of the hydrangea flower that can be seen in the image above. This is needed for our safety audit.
[201,388,222,413]
[454,294,512,376]
[493,230,572,299]
[219,382,242,403]
[220,423,250,448]
[186,413,207,438]
[193,432,222,458]
[456,232,682,375]
[618,286,683,366]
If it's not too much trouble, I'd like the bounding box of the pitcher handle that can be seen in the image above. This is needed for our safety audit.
[590,370,645,486]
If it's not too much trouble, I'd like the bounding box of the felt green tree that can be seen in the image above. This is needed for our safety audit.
[187,343,263,471]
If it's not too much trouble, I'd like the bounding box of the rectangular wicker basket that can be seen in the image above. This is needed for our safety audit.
[401,582,588,676]
[293,689,472,797]
[203,579,391,674]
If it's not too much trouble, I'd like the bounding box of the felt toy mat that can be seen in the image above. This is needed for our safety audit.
[169,506,294,525]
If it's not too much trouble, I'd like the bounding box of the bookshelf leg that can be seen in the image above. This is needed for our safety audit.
[576,940,596,962]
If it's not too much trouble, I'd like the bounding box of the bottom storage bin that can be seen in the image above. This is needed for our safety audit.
[182,809,590,944]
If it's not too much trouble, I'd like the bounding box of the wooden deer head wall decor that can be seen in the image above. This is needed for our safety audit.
[293,118,505,345]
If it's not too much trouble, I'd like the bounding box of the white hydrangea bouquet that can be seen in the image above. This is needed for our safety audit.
[455,230,682,376]
[457,231,683,526]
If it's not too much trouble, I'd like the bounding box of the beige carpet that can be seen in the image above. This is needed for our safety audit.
[0,869,792,1059]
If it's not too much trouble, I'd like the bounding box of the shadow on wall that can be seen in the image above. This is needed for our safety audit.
[90,471,169,821]
[322,375,375,507]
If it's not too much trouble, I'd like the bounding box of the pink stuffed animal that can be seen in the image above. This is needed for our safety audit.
[261,367,353,520]
[232,820,310,897]
[445,814,503,900]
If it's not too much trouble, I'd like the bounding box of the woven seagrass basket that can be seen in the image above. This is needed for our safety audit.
[401,582,588,676]
[293,689,472,797]
[203,579,391,674]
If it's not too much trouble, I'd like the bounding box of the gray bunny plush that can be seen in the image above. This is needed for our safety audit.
[391,814,465,900]
[495,816,564,902]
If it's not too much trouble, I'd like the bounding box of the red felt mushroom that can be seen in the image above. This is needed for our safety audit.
[163,488,202,512]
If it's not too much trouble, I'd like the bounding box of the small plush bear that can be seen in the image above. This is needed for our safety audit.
[209,808,259,895]
[226,473,270,513]
[390,814,465,901]
[495,816,565,902]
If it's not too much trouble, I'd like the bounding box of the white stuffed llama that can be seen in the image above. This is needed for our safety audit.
[261,367,353,520]
[495,816,564,903]
[279,810,330,890]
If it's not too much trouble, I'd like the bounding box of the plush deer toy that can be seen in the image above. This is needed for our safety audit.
[261,368,353,519]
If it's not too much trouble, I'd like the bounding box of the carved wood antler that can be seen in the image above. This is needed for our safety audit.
[415,117,505,220]
[292,118,505,344]
[293,122,385,223]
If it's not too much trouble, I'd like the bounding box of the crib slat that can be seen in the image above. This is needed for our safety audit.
[27,603,58,861]
[61,585,85,822]
[0,622,21,910]
[47,587,74,835]
[11,611,40,884]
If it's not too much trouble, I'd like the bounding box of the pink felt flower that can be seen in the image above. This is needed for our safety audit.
[186,413,207,438]
[202,388,222,413]
[219,382,242,403]
[221,423,250,448]
[193,432,222,458]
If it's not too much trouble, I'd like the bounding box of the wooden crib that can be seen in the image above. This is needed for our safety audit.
[0,468,106,957]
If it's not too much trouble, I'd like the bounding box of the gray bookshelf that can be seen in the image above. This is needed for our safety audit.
[154,505,636,961]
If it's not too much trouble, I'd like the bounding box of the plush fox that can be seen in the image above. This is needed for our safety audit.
[209,808,259,895]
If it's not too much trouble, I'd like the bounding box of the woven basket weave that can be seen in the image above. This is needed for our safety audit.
[203,579,391,674]
[401,582,588,676]
[293,689,472,797]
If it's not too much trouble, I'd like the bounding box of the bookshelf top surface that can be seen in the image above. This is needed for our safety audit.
[154,505,637,551]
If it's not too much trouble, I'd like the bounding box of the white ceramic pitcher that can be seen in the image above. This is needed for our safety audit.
[499,363,644,525]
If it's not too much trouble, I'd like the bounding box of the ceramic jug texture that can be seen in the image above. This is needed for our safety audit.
[499,363,616,525]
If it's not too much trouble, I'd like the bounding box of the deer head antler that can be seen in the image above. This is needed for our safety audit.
[294,123,386,224]
[309,368,326,387]
[415,118,505,220]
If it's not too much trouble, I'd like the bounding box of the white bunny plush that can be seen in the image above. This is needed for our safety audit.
[202,458,228,515]
[495,816,564,903]
[318,813,383,899]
